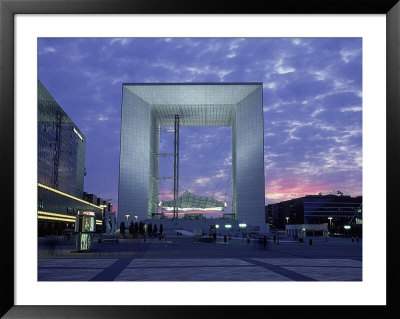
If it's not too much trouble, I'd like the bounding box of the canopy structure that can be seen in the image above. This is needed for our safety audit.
[159,191,226,212]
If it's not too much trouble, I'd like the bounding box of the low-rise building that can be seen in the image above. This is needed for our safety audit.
[266,193,362,236]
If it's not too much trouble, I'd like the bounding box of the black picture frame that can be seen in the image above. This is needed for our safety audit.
[1,0,399,318]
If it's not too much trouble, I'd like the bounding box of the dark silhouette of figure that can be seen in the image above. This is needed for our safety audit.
[47,235,56,255]
[258,237,263,250]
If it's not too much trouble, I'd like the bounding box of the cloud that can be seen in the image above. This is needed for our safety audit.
[110,38,131,46]
[194,177,210,186]
[340,48,361,63]
[38,37,362,215]
[340,106,362,112]
[39,46,56,55]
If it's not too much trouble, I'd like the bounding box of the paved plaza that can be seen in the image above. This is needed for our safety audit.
[38,234,362,281]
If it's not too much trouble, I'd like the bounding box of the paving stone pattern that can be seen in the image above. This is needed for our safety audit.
[38,236,362,281]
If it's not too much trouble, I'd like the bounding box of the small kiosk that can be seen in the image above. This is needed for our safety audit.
[75,211,96,251]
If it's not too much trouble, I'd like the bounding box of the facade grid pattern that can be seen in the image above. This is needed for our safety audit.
[38,80,86,198]
[119,83,266,232]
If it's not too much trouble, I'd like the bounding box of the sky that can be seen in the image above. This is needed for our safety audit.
[38,37,362,217]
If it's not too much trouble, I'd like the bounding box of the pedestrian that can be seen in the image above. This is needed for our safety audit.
[258,237,263,250]
[48,235,56,255]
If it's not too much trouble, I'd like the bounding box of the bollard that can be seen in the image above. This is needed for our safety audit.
[309,239,312,245]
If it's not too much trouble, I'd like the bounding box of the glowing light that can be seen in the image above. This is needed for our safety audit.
[73,127,84,141]
[225,224,232,229]
[38,216,76,223]
[160,190,225,211]
[163,206,223,212]
[81,211,95,216]
[344,225,351,229]
[38,211,76,220]
[38,183,103,209]
[215,225,219,229]
[239,223,247,228]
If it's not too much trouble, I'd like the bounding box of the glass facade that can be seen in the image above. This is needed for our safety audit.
[119,83,266,232]
[37,184,103,236]
[303,195,362,224]
[38,80,86,198]
[267,195,362,234]
[37,81,96,235]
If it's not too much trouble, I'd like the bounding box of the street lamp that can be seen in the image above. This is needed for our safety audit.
[125,214,130,224]
[344,225,351,238]
[286,217,289,224]
[328,216,332,232]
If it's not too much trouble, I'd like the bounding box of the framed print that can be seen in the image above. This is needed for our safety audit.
[1,0,399,318]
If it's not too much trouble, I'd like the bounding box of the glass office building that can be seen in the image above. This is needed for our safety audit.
[38,81,102,235]
[38,80,85,198]
[267,194,362,235]
[119,83,267,232]
[38,183,103,235]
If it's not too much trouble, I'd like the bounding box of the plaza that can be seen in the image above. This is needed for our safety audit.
[38,232,362,281]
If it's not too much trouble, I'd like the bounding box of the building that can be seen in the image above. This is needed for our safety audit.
[118,83,267,232]
[37,81,103,235]
[266,193,362,236]
[38,81,86,198]
[38,184,103,235]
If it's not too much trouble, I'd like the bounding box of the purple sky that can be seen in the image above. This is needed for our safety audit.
[38,38,362,217]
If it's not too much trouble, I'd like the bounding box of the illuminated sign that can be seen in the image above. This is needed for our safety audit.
[82,211,95,216]
[82,215,95,232]
[105,212,116,235]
